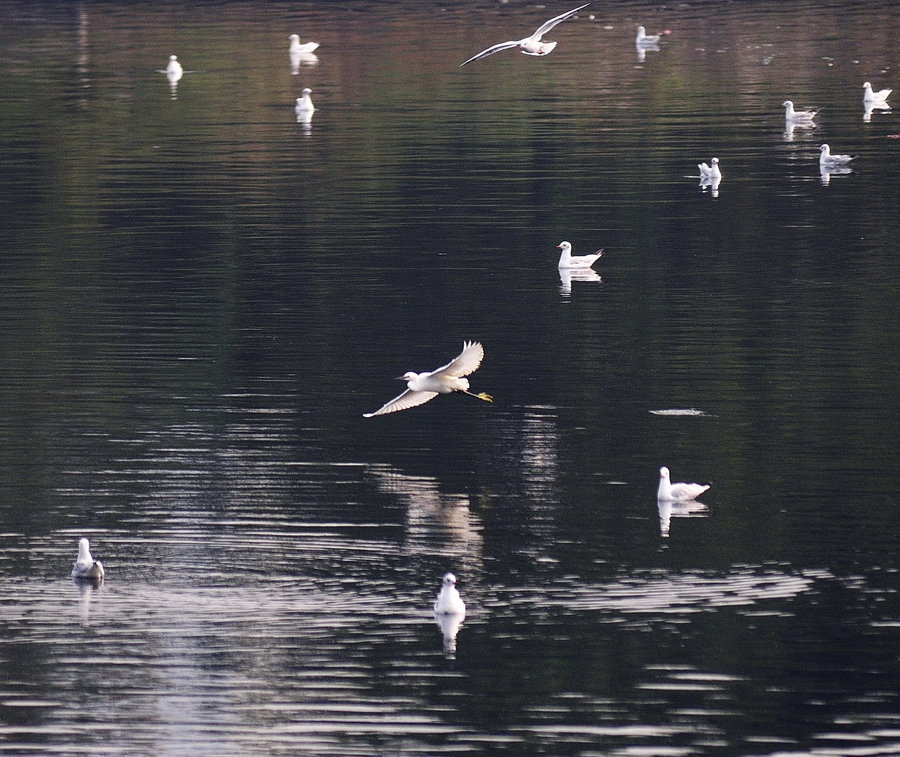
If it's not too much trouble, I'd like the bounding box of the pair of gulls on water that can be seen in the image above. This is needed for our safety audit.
[71,538,105,581]
[364,242,603,416]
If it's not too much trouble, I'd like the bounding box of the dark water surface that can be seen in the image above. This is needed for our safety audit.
[2,0,900,754]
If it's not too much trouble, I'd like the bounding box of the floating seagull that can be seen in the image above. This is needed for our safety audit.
[363,341,493,417]
[459,3,589,66]
[819,143,855,168]
[783,100,819,123]
[636,25,661,45]
[657,466,710,502]
[557,241,603,269]
[434,573,466,615]
[698,157,722,180]
[289,34,320,55]
[295,88,315,114]
[166,55,183,79]
[863,81,892,103]
[71,538,105,581]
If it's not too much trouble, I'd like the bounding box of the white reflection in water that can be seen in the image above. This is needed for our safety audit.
[290,51,319,74]
[635,41,660,63]
[367,463,483,566]
[558,266,602,296]
[820,165,853,185]
[864,99,891,122]
[434,610,465,655]
[699,174,721,197]
[74,576,103,626]
[657,497,709,537]
[783,119,817,142]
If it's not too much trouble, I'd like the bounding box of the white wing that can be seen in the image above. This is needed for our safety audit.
[531,3,590,39]
[459,39,521,66]
[363,388,439,417]
[431,341,485,379]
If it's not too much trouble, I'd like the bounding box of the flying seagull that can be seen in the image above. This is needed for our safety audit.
[460,4,589,67]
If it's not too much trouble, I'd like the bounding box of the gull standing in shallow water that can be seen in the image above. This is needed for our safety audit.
[459,3,589,66]
[819,143,855,168]
[363,341,493,417]
[72,538,105,581]
[434,573,466,615]
[657,466,710,502]
[557,241,603,269]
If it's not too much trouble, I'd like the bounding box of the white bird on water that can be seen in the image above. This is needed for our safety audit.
[863,81,891,103]
[698,157,721,180]
[557,241,603,269]
[166,55,183,79]
[289,34,320,55]
[636,25,661,45]
[71,538,105,581]
[295,88,315,114]
[819,143,855,168]
[459,3,589,66]
[363,341,493,417]
[783,100,819,123]
[434,573,466,615]
[657,466,710,502]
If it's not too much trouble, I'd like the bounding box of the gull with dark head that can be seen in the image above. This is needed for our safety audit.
[460,3,589,66]
[71,538,105,581]
[364,341,493,417]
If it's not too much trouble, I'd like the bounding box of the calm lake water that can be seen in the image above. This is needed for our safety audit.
[2,0,900,754]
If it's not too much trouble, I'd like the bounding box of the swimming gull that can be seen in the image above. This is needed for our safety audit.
[783,100,819,123]
[657,466,710,502]
[698,157,722,180]
[557,240,603,269]
[636,25,661,45]
[434,573,466,615]
[289,34,320,55]
[363,341,493,417]
[863,81,891,103]
[819,143,855,168]
[295,88,315,114]
[71,537,105,581]
[459,3,589,66]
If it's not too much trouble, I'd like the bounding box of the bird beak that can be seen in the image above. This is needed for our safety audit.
[393,375,406,380]
[556,244,563,249]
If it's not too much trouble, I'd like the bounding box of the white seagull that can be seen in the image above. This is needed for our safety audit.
[819,143,855,168]
[657,466,710,502]
[783,100,819,123]
[557,241,603,269]
[698,157,722,180]
[295,88,315,114]
[434,573,466,615]
[166,55,183,81]
[289,34,320,55]
[363,341,493,417]
[636,25,661,45]
[459,3,589,66]
[863,81,891,103]
[71,538,105,580]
